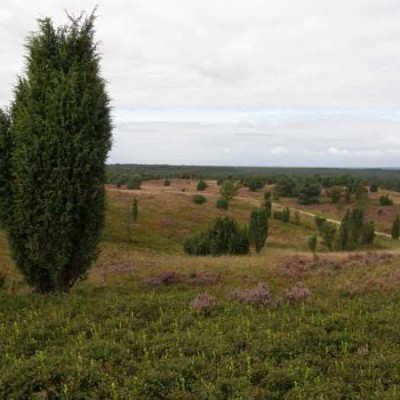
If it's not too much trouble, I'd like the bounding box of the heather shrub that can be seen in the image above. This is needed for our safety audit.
[190,293,216,311]
[145,271,183,287]
[192,195,207,205]
[285,285,311,302]
[230,283,271,306]
[216,198,229,210]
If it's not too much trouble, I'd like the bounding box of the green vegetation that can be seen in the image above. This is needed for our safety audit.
[132,199,138,222]
[0,180,400,397]
[392,215,400,240]
[216,197,229,210]
[126,176,142,190]
[379,194,393,206]
[0,14,111,293]
[308,234,318,252]
[220,180,240,201]
[192,194,207,205]
[196,179,208,191]
[184,216,249,255]
[248,208,268,253]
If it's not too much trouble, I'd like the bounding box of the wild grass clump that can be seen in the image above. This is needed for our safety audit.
[192,195,207,205]
[230,283,271,306]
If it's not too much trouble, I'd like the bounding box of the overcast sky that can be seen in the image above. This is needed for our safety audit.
[1,0,400,167]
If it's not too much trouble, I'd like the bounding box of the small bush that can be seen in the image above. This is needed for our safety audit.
[281,207,290,223]
[197,179,208,191]
[192,195,207,205]
[285,285,311,302]
[230,283,271,306]
[216,198,229,210]
[164,178,171,186]
[126,177,142,190]
[273,210,282,220]
[190,293,216,311]
[379,195,393,206]
[0,272,6,290]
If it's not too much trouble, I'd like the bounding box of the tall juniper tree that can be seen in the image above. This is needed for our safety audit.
[0,13,112,292]
[249,207,268,253]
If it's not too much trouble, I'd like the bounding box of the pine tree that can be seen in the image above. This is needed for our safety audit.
[132,199,138,222]
[249,208,268,253]
[392,214,400,240]
[0,13,112,292]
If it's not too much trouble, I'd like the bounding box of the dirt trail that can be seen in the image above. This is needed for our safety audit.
[107,185,393,239]
[235,195,392,239]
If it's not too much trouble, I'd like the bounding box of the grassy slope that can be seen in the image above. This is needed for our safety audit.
[1,181,400,398]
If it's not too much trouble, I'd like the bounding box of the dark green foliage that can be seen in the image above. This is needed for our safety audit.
[220,180,239,201]
[264,191,272,200]
[308,234,317,253]
[369,183,379,193]
[362,221,375,245]
[184,216,249,256]
[355,183,368,206]
[216,197,229,210]
[328,186,342,204]
[197,179,208,191]
[345,187,352,203]
[0,108,13,226]
[273,210,282,220]
[297,182,321,205]
[391,215,400,240]
[263,199,272,218]
[248,208,268,253]
[281,207,290,223]
[0,14,112,292]
[314,217,336,250]
[164,178,171,186]
[338,208,370,251]
[126,176,142,190]
[132,199,138,222]
[379,195,393,206]
[192,195,207,205]
[246,176,264,192]
[274,177,297,197]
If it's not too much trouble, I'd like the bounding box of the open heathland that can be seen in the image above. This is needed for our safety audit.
[1,180,400,399]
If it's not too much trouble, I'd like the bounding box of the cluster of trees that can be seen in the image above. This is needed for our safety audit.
[313,208,375,251]
[0,14,112,293]
[184,207,269,256]
[107,165,400,193]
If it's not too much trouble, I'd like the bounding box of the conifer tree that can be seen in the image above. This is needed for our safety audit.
[0,13,112,292]
[392,214,400,240]
[132,199,139,222]
[249,208,268,253]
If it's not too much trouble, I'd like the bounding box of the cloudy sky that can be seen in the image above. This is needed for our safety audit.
[1,0,400,167]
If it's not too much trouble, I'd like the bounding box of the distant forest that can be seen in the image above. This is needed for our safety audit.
[107,164,400,191]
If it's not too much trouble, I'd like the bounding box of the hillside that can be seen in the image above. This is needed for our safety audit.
[1,180,400,398]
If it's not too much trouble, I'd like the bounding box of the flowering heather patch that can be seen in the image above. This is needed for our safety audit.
[230,283,271,306]
[277,256,312,277]
[144,271,183,287]
[188,270,221,286]
[285,284,311,302]
[190,293,216,310]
